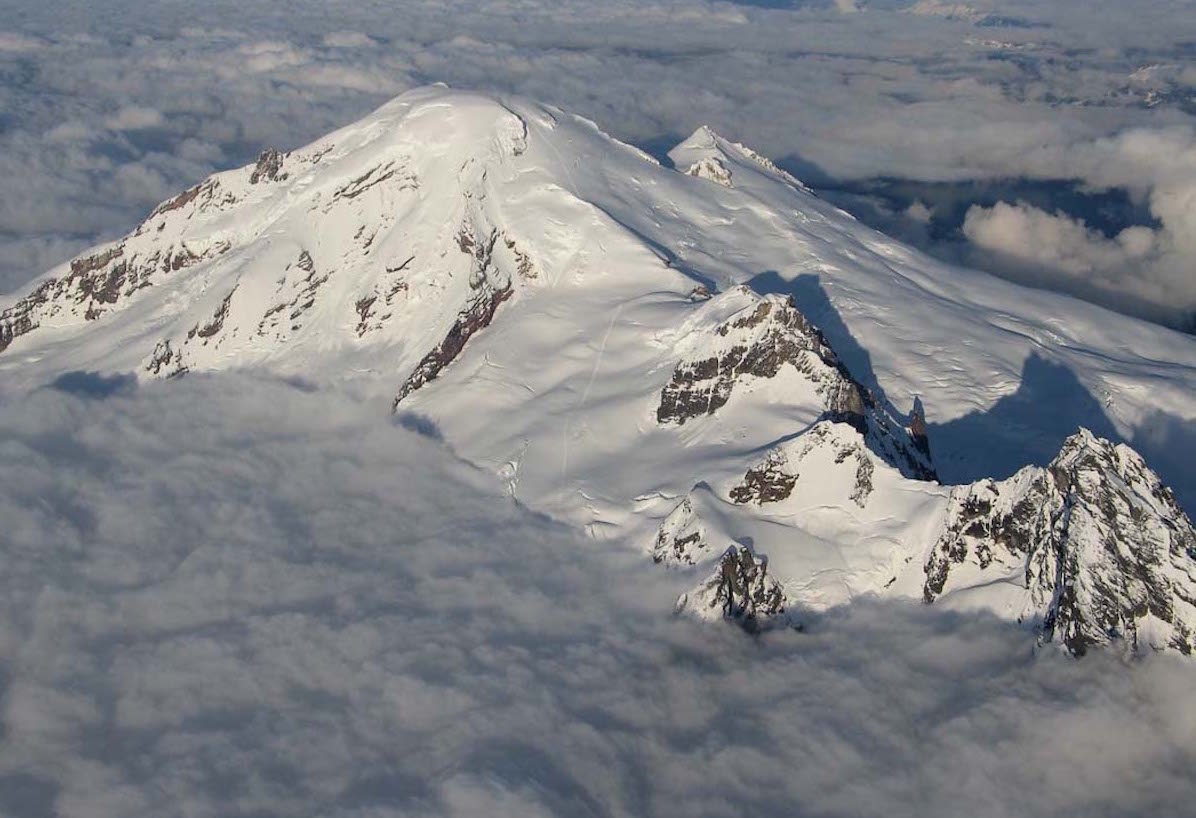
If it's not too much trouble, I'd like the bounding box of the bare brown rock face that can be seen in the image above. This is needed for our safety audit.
[354,296,377,337]
[657,296,862,426]
[0,280,52,353]
[658,291,936,481]
[651,495,709,566]
[702,546,787,632]
[145,339,185,377]
[145,179,238,226]
[924,430,1196,656]
[393,283,513,407]
[728,422,877,508]
[150,182,207,217]
[503,236,537,280]
[730,453,797,504]
[257,250,334,337]
[1,235,235,356]
[333,161,417,200]
[69,246,130,321]
[249,149,287,185]
[188,287,237,342]
[660,298,865,428]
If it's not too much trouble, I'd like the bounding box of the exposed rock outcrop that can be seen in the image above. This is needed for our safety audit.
[685,156,733,187]
[657,294,860,424]
[730,421,876,508]
[249,149,287,185]
[658,290,936,481]
[332,160,417,201]
[188,286,237,343]
[676,545,789,633]
[925,429,1196,655]
[730,450,798,505]
[393,282,512,407]
[145,339,185,378]
[651,495,710,565]
[257,250,334,338]
[392,216,519,406]
[0,279,53,353]
[1,236,233,355]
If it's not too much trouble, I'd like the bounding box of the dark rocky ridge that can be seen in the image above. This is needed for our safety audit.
[678,546,789,633]
[0,240,231,352]
[925,429,1196,655]
[393,283,513,407]
[249,149,287,185]
[393,217,521,408]
[731,422,876,508]
[651,495,709,566]
[658,291,936,482]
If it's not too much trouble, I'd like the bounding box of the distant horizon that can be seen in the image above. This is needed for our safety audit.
[1,0,1194,330]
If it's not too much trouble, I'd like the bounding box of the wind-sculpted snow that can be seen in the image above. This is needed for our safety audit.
[1,376,1195,818]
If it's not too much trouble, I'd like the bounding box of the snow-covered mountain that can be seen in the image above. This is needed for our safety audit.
[3,85,1194,655]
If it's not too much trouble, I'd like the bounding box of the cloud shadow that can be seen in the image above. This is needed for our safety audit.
[47,370,137,399]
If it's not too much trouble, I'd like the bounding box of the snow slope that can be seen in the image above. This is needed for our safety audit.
[2,85,1194,653]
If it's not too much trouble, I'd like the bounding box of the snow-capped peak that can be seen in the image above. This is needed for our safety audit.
[3,85,1195,656]
[668,125,810,191]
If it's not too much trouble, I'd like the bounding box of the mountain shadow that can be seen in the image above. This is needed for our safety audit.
[926,352,1123,484]
[745,270,1196,513]
[748,270,907,424]
[747,270,933,478]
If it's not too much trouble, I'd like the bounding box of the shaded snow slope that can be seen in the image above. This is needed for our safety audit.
[2,85,1194,653]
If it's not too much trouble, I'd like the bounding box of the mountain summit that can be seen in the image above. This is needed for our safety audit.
[3,86,1194,654]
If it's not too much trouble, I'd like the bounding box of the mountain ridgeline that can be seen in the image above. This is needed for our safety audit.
[3,86,1194,656]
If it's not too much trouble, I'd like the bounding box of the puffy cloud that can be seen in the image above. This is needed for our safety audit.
[0,373,1192,817]
[0,31,45,52]
[958,125,1196,326]
[907,0,988,22]
[0,7,1191,812]
[963,202,1154,277]
[322,31,377,49]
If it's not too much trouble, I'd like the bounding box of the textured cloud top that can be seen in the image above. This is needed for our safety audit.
[0,375,1194,817]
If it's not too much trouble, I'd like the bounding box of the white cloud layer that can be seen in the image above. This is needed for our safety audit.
[0,374,1193,817]
[0,0,1194,327]
[961,125,1196,325]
